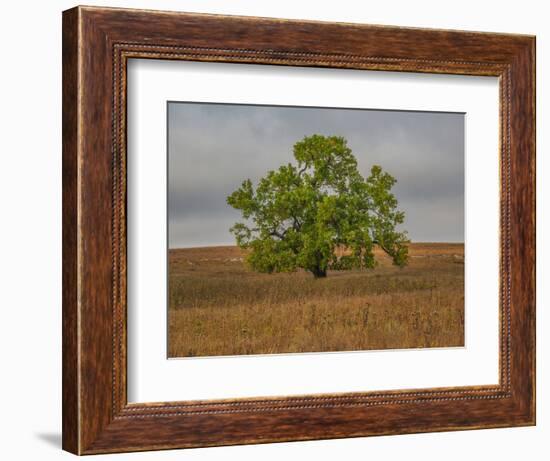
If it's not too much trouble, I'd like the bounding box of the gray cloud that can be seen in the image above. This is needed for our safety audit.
[168,102,464,248]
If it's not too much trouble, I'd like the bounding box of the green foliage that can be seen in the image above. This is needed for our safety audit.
[227,135,409,277]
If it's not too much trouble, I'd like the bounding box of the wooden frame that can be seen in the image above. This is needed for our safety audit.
[62,5,535,455]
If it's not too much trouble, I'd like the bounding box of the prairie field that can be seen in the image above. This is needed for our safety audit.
[168,243,464,357]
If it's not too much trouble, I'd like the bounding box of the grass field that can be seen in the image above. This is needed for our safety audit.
[168,243,464,357]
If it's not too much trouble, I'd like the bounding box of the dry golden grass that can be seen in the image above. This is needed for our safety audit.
[168,243,464,357]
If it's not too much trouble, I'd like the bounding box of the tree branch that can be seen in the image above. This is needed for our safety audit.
[291,214,302,232]
[270,229,287,240]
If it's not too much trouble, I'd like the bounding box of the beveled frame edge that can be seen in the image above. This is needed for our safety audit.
[62,5,535,455]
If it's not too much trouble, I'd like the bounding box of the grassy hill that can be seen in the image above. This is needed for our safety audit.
[168,243,464,357]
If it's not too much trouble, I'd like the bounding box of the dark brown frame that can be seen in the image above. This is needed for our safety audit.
[62,5,536,455]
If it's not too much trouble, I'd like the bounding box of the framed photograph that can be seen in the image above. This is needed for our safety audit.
[62,6,535,454]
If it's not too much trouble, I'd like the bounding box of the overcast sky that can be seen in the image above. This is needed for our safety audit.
[168,102,464,248]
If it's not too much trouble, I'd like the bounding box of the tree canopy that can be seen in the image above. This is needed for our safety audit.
[226,134,409,278]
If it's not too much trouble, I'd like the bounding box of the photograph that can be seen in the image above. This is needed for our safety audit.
[167,102,465,358]
[50,3,536,456]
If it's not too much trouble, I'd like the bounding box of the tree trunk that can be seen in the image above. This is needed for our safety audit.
[311,266,327,278]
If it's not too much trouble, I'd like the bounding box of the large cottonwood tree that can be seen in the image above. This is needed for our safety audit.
[227,134,409,278]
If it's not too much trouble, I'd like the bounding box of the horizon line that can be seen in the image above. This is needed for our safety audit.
[169,241,465,250]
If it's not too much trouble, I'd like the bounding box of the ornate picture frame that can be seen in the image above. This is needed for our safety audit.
[62,6,535,454]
